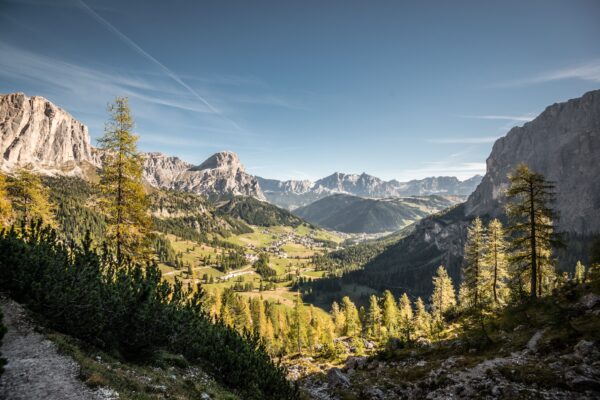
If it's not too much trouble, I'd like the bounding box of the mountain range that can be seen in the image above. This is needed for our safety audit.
[293,193,459,234]
[0,91,481,210]
[257,173,481,210]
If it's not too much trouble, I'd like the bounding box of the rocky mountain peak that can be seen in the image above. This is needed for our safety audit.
[193,151,243,172]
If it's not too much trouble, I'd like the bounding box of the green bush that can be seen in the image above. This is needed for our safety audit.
[0,221,297,399]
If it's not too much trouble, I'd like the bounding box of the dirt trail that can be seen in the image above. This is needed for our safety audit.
[0,297,109,400]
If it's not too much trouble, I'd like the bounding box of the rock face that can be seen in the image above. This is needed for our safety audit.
[0,92,99,174]
[466,89,600,234]
[257,173,481,210]
[145,151,265,200]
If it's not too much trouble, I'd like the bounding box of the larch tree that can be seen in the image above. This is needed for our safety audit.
[7,169,54,226]
[506,164,560,299]
[413,297,431,339]
[462,217,488,309]
[331,301,346,336]
[484,218,509,306]
[97,97,151,265]
[574,261,586,283]
[366,294,382,342]
[398,293,414,342]
[0,174,13,228]
[382,290,399,338]
[290,292,308,354]
[430,265,456,322]
[342,296,362,338]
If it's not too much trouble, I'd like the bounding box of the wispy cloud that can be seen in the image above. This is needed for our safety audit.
[491,60,600,88]
[462,114,535,122]
[427,136,499,144]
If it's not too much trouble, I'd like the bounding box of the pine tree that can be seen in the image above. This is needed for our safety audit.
[462,217,487,308]
[97,97,150,265]
[331,301,345,336]
[430,266,456,322]
[0,174,12,228]
[290,292,307,354]
[366,294,382,342]
[250,297,268,338]
[413,297,431,339]
[506,164,560,299]
[574,261,586,283]
[398,293,414,342]
[7,169,54,226]
[382,290,399,338]
[484,219,508,305]
[342,296,361,337]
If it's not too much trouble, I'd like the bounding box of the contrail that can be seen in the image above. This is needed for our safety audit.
[76,0,243,132]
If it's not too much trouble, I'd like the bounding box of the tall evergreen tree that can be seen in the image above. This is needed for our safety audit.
[366,294,382,342]
[382,290,399,338]
[506,164,560,299]
[0,174,12,227]
[484,219,508,305]
[341,296,361,337]
[430,266,456,322]
[290,292,307,354]
[98,97,150,264]
[462,217,487,308]
[413,297,431,339]
[331,301,345,336]
[398,293,414,342]
[7,169,54,226]
[574,261,586,283]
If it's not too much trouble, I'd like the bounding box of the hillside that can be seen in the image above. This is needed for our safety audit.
[293,193,457,234]
[216,196,308,228]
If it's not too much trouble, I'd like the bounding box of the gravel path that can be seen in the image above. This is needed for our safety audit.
[0,297,103,400]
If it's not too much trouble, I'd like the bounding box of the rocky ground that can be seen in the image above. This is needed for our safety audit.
[297,292,600,399]
[0,297,117,400]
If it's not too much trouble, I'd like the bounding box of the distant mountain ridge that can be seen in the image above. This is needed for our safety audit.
[293,193,458,233]
[257,173,481,210]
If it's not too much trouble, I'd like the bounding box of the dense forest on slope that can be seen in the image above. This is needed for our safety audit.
[294,193,455,233]
[216,196,308,227]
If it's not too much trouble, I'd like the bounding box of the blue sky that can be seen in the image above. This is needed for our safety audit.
[1,0,599,181]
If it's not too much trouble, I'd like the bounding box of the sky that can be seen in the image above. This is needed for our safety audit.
[1,0,599,182]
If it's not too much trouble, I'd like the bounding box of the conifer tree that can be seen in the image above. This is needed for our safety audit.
[366,294,382,341]
[251,297,268,338]
[574,261,586,283]
[7,169,54,226]
[430,266,456,322]
[506,164,560,299]
[97,97,150,265]
[0,174,12,228]
[307,305,321,353]
[462,217,487,308]
[398,293,414,342]
[484,219,508,305]
[382,290,399,338]
[290,292,307,354]
[341,296,361,337]
[413,297,431,339]
[331,301,346,336]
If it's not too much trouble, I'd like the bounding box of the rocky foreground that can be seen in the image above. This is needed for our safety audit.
[295,290,600,399]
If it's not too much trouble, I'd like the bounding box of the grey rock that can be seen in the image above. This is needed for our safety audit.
[327,367,350,388]
[580,294,600,310]
[574,340,596,359]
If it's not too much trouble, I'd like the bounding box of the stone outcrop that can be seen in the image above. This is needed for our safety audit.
[0,92,100,174]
